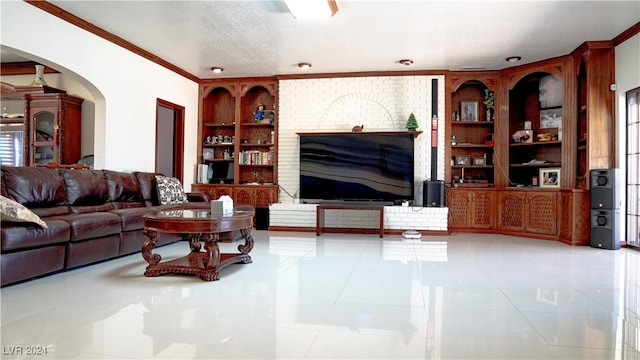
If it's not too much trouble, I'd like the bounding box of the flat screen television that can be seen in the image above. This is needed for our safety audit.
[299,133,415,204]
[207,161,234,184]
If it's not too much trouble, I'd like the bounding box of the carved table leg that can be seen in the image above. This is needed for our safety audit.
[188,233,202,252]
[201,233,221,281]
[142,229,161,265]
[238,227,254,255]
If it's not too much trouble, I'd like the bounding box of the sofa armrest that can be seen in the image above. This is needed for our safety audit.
[186,192,210,203]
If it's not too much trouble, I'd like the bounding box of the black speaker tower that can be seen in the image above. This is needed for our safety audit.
[590,169,620,250]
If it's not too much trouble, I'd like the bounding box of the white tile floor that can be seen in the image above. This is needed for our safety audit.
[1,231,639,359]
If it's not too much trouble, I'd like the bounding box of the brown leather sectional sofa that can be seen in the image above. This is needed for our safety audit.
[0,166,210,286]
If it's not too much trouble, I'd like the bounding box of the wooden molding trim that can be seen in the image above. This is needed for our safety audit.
[275,70,447,81]
[612,21,640,46]
[24,0,199,83]
[0,61,58,76]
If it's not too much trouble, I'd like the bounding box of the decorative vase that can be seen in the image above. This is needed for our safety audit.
[31,64,47,86]
[486,108,494,121]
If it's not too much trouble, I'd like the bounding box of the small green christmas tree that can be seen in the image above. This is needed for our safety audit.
[406,113,418,131]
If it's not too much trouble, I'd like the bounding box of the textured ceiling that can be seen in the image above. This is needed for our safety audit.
[3,1,640,79]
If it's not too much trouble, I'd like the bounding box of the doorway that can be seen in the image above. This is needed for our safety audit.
[155,99,184,182]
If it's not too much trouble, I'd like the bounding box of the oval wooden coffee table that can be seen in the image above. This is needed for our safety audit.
[141,206,254,281]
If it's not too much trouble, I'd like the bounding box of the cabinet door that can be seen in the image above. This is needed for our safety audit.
[232,186,278,207]
[233,187,254,205]
[448,189,471,229]
[525,192,557,235]
[191,184,232,200]
[470,190,495,229]
[497,191,525,232]
[31,108,58,165]
[254,186,277,208]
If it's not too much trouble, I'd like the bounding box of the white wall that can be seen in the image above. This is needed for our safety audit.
[615,32,640,243]
[1,2,200,190]
[277,76,446,206]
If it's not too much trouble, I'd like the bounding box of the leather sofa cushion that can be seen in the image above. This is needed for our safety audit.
[31,206,72,218]
[1,166,68,208]
[134,171,162,206]
[1,245,66,286]
[110,207,156,231]
[63,169,109,206]
[1,219,71,252]
[1,169,7,197]
[104,170,143,203]
[49,212,121,242]
[111,202,145,209]
[70,203,115,214]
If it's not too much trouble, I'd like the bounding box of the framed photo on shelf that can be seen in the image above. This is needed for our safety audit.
[473,157,485,166]
[455,155,470,165]
[538,74,563,109]
[540,108,562,130]
[202,148,214,160]
[539,167,560,188]
[460,101,479,121]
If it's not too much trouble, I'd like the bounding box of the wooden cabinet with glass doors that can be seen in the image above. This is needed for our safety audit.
[23,93,83,166]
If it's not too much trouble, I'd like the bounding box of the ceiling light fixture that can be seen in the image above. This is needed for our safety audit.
[211,67,224,73]
[399,59,414,66]
[505,56,522,63]
[284,0,338,19]
[298,62,312,70]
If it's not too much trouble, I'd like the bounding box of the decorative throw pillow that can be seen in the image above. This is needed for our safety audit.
[155,175,189,205]
[0,195,48,228]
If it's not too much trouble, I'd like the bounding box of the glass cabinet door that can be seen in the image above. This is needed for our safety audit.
[32,111,57,164]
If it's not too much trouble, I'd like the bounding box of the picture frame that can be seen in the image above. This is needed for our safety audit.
[538,74,563,109]
[460,101,479,121]
[202,148,214,160]
[539,167,560,188]
[455,155,470,165]
[473,157,485,166]
[540,108,562,129]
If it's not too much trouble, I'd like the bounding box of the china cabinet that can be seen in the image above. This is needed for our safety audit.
[23,92,83,166]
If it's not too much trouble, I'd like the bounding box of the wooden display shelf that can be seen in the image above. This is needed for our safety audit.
[452,144,493,148]
[452,121,494,125]
[452,183,493,188]
[509,140,561,147]
[203,122,235,127]
[203,159,233,163]
[452,165,494,169]
[240,143,274,147]
[240,122,274,127]
[203,143,234,147]
[510,162,562,168]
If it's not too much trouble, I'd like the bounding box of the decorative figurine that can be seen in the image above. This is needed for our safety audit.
[254,103,265,122]
[352,124,364,132]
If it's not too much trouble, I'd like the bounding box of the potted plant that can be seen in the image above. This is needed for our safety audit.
[483,89,494,121]
[406,113,418,131]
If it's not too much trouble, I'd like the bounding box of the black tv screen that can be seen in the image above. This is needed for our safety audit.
[299,133,415,203]
[207,161,234,184]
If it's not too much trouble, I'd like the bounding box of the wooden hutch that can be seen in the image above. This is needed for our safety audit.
[192,78,279,210]
[445,42,615,245]
[1,82,83,167]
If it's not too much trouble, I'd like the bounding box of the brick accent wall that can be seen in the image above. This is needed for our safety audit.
[272,75,448,232]
[269,203,448,232]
